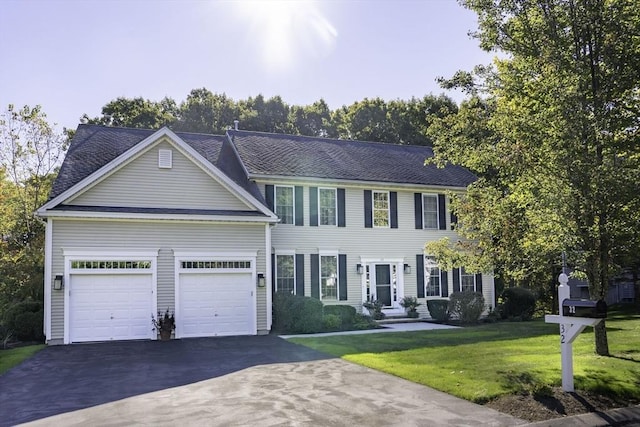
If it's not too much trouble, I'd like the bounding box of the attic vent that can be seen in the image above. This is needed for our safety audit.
[158,149,172,169]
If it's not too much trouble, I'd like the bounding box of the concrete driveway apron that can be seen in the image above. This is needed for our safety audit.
[0,336,525,427]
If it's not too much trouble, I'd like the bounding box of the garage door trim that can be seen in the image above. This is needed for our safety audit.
[62,248,159,344]
[174,251,258,338]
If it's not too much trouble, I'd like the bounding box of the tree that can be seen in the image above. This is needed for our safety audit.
[428,0,640,355]
[174,89,238,134]
[85,96,178,129]
[0,105,67,312]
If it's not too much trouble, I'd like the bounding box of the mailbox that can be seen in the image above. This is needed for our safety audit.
[562,298,607,318]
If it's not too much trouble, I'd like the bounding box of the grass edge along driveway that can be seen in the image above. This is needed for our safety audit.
[290,307,640,404]
[0,344,45,375]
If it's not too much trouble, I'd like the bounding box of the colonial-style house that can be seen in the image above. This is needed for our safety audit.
[37,124,494,344]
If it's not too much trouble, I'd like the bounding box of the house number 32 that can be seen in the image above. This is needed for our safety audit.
[560,324,566,344]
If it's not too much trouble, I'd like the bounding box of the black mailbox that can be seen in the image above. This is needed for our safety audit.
[562,299,607,318]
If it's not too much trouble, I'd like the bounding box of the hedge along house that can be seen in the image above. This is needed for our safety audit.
[37,124,493,344]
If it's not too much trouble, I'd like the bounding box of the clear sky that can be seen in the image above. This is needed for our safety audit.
[0,0,493,132]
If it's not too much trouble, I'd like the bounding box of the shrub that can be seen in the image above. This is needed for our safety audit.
[426,299,450,323]
[448,292,485,325]
[399,296,421,313]
[351,314,379,330]
[323,305,357,328]
[500,287,537,320]
[272,292,324,333]
[3,301,44,342]
[322,314,342,330]
[363,299,385,320]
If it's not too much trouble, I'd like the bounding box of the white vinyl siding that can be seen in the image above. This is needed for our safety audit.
[422,194,439,229]
[372,191,389,228]
[275,185,294,224]
[319,188,337,226]
[49,219,267,341]
[68,140,250,211]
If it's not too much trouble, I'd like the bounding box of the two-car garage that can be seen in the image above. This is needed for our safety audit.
[64,251,257,344]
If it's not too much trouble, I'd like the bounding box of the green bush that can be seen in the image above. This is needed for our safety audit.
[323,314,342,330]
[351,314,379,330]
[3,301,44,342]
[448,292,485,325]
[500,287,537,320]
[363,299,385,320]
[323,305,357,328]
[272,292,324,333]
[426,299,450,323]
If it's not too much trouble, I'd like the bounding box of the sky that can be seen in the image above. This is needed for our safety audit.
[0,0,494,132]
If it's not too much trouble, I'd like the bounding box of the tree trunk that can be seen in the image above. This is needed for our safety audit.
[594,320,609,356]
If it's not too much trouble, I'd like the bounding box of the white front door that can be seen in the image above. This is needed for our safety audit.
[362,260,405,313]
[69,274,153,343]
[178,272,254,337]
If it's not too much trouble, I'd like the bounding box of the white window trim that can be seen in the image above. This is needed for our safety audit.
[424,255,442,297]
[359,258,405,311]
[319,251,339,301]
[62,249,159,344]
[372,190,390,229]
[275,252,296,295]
[460,267,477,292]
[318,187,338,226]
[422,194,440,230]
[275,185,295,225]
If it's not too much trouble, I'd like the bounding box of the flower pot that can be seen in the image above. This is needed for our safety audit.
[159,329,172,341]
[407,310,419,318]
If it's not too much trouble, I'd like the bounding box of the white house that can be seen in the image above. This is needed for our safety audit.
[37,124,494,344]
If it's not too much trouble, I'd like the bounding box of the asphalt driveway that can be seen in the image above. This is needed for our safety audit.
[0,336,524,426]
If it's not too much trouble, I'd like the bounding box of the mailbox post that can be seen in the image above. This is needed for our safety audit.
[545,273,605,392]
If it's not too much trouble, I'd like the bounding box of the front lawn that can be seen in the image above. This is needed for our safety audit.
[290,306,640,404]
[0,345,45,375]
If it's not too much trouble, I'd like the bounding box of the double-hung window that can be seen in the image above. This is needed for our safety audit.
[319,188,337,226]
[320,255,338,300]
[460,267,476,292]
[425,256,441,297]
[373,191,389,228]
[275,186,294,224]
[275,254,295,294]
[422,195,439,229]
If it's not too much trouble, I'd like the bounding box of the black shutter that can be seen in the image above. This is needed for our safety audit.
[271,254,276,294]
[337,188,346,227]
[339,254,347,301]
[414,193,423,229]
[310,254,320,299]
[438,194,446,230]
[453,268,461,293]
[441,270,449,297]
[295,186,304,226]
[295,254,305,296]
[390,191,398,229]
[266,185,274,211]
[416,255,425,298]
[309,187,318,226]
[475,273,483,293]
[364,190,372,228]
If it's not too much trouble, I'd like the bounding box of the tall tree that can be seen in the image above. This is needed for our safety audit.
[175,89,238,134]
[429,0,640,355]
[85,96,178,129]
[0,105,67,310]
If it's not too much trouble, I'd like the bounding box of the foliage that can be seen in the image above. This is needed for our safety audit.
[272,292,324,334]
[428,0,640,355]
[400,297,421,317]
[0,344,45,375]
[500,287,537,321]
[2,301,44,342]
[362,299,385,320]
[151,308,175,333]
[291,306,640,404]
[426,299,450,323]
[323,305,357,328]
[0,105,67,318]
[322,314,342,331]
[448,292,485,325]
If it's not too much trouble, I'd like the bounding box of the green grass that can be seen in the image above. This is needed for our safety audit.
[0,345,45,375]
[291,305,640,404]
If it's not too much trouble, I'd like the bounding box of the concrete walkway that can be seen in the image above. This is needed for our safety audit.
[280,320,458,339]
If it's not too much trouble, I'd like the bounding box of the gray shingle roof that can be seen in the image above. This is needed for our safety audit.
[228,130,476,187]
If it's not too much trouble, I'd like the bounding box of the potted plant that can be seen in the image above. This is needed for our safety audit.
[152,308,175,341]
[400,296,421,318]
[363,298,385,320]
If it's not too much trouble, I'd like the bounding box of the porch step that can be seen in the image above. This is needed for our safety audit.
[376,316,426,325]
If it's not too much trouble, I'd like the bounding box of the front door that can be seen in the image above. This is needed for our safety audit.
[375,264,392,307]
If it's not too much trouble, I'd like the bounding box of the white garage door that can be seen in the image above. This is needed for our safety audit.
[179,272,254,337]
[69,274,153,343]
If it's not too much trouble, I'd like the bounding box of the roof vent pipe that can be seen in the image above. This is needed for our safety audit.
[234,120,239,131]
